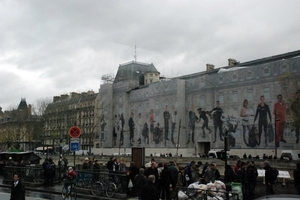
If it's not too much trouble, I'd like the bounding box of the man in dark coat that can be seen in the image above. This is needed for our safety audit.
[10,174,25,200]
[236,162,248,200]
[141,175,159,200]
[264,161,274,195]
[294,162,300,195]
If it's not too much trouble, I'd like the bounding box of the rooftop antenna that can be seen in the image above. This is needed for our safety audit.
[134,43,137,62]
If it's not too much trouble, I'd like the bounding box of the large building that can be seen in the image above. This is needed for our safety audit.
[0,98,42,151]
[43,91,100,154]
[96,50,300,157]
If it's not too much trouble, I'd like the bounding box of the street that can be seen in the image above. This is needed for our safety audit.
[0,187,92,200]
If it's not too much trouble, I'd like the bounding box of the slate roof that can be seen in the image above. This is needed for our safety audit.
[114,61,159,83]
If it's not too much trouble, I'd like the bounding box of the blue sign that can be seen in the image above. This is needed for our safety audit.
[70,141,80,151]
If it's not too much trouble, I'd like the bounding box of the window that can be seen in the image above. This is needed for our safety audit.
[247,90,253,101]
[232,91,238,102]
[264,87,270,99]
[232,72,238,81]
[219,94,224,104]
[200,96,206,106]
[263,66,271,76]
[155,100,160,110]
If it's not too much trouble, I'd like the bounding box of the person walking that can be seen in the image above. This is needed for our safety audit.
[134,168,147,200]
[10,173,25,200]
[141,175,159,200]
[82,157,90,170]
[264,161,275,195]
[161,163,171,200]
[247,161,258,200]
[293,162,300,195]
[236,161,248,200]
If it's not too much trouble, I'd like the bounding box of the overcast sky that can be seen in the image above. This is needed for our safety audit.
[1,0,300,111]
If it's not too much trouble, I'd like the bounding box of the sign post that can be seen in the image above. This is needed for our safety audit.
[69,126,81,168]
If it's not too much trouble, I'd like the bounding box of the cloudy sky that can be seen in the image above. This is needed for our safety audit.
[1,0,300,111]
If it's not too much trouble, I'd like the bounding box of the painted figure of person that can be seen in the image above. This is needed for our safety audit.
[142,122,149,144]
[119,114,125,146]
[209,101,224,143]
[253,95,272,147]
[291,90,300,144]
[171,105,177,145]
[149,109,155,144]
[163,105,170,142]
[197,108,212,138]
[137,113,143,145]
[129,112,135,145]
[100,114,106,143]
[273,94,287,147]
[240,99,253,146]
[113,114,119,146]
[187,105,198,144]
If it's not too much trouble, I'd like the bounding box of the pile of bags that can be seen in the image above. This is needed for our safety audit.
[178,180,227,200]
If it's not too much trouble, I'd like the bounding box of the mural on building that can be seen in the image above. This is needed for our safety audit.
[96,55,300,152]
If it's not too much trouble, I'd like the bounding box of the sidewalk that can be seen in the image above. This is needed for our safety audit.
[0,176,138,199]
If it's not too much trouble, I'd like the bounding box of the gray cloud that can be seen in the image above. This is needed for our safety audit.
[1,0,300,110]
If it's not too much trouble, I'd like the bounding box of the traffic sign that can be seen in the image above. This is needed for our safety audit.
[69,126,81,138]
[70,141,80,151]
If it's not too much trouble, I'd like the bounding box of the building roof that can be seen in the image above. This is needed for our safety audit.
[18,98,28,110]
[114,61,159,83]
[178,49,300,80]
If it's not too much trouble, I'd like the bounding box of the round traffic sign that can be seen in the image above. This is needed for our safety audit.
[69,126,81,138]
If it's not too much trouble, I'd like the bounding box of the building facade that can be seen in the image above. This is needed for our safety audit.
[44,91,100,154]
[97,51,300,156]
[0,98,42,151]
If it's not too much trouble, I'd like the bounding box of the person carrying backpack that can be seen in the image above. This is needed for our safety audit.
[264,161,275,195]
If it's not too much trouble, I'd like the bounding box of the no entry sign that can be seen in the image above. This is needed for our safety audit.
[69,126,81,138]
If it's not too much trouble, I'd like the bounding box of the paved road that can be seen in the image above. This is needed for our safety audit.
[0,187,100,200]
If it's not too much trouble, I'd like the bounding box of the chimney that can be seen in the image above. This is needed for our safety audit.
[71,92,80,98]
[206,64,215,71]
[60,94,69,100]
[228,58,237,66]
[53,96,60,102]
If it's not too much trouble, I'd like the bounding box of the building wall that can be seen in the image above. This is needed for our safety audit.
[97,57,300,156]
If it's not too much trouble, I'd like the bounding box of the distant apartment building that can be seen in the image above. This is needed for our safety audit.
[43,91,100,154]
[0,98,42,151]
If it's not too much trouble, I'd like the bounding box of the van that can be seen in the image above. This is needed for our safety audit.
[208,150,230,160]
[280,150,300,161]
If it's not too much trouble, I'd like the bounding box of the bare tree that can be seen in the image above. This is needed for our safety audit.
[32,97,52,116]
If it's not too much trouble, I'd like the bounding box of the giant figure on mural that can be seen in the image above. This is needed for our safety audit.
[163,105,170,143]
[129,112,135,146]
[187,105,198,144]
[240,99,253,146]
[197,108,212,138]
[273,94,287,147]
[100,114,106,144]
[209,101,224,143]
[291,90,300,144]
[253,95,272,147]
[170,105,177,145]
[119,114,125,146]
